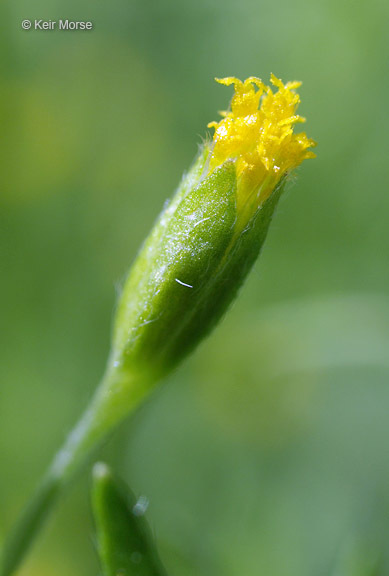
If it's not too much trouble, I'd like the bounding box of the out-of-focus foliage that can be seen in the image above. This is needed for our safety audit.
[0,0,388,575]
[92,463,168,576]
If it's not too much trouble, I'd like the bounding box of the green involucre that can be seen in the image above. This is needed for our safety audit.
[112,145,285,378]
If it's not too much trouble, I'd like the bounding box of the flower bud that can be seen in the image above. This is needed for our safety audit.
[111,75,315,379]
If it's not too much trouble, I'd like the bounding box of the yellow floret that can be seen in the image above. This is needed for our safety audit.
[208,74,316,213]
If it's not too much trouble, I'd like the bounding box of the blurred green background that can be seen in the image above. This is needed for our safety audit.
[1,0,389,575]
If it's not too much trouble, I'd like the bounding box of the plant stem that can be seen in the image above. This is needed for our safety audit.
[0,363,153,576]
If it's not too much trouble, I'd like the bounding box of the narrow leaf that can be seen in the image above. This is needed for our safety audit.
[92,463,168,576]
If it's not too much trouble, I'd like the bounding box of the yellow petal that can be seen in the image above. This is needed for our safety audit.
[208,75,316,210]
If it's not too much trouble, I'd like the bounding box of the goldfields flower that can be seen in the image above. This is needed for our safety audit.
[111,74,316,381]
[0,74,315,576]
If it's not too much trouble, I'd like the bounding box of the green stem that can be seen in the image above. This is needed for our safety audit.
[0,364,153,576]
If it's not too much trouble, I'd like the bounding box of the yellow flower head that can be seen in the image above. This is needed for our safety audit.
[208,74,316,213]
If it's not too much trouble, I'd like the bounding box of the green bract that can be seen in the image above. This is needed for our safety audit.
[112,144,285,379]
